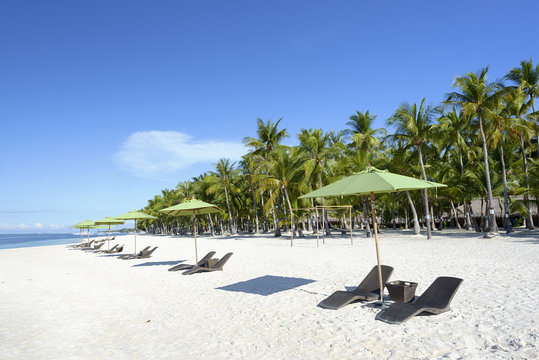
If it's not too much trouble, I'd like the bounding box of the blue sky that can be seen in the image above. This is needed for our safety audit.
[1,1,537,233]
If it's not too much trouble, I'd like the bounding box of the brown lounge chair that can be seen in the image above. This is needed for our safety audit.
[182,252,233,275]
[376,276,463,324]
[100,244,124,254]
[121,246,158,260]
[118,246,150,259]
[318,265,394,310]
[81,242,105,251]
[168,251,216,272]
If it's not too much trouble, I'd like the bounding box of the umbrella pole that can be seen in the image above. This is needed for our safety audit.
[350,207,353,246]
[194,215,198,263]
[370,192,384,305]
[108,225,111,250]
[87,227,90,246]
[134,219,137,254]
[315,208,319,248]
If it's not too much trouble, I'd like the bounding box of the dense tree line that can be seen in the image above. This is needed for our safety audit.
[139,60,538,238]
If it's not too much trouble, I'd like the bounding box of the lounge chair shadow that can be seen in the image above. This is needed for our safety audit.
[216,275,316,296]
[132,260,186,267]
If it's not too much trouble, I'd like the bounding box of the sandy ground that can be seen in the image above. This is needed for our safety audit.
[0,229,537,359]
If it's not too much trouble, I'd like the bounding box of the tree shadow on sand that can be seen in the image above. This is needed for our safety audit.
[216,275,316,296]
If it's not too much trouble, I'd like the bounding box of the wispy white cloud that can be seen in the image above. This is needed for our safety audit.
[0,223,66,231]
[113,131,246,179]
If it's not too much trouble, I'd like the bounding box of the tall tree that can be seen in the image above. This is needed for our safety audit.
[243,118,289,236]
[446,68,501,236]
[387,98,437,239]
[207,159,238,234]
[345,110,386,169]
[506,58,539,156]
[298,129,335,235]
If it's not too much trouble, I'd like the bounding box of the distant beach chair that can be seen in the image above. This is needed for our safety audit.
[318,265,394,310]
[119,246,150,259]
[376,276,463,325]
[100,244,124,254]
[182,252,233,275]
[168,251,216,272]
[121,246,158,260]
[81,242,104,251]
[98,244,118,253]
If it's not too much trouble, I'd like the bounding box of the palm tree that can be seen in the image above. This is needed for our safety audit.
[207,158,238,234]
[345,110,386,169]
[506,58,539,156]
[260,147,304,244]
[387,98,437,239]
[298,129,336,235]
[244,118,289,236]
[445,67,501,236]
[504,86,536,229]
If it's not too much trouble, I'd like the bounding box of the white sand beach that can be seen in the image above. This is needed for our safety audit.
[0,230,537,359]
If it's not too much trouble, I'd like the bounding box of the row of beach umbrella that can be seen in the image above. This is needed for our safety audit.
[73,198,222,261]
[73,166,445,303]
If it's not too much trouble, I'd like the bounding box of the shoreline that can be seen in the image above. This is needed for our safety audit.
[1,229,537,359]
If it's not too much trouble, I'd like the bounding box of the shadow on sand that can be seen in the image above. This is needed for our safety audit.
[216,275,316,296]
[132,260,185,267]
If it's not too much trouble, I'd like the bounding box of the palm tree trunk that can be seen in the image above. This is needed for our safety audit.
[477,113,498,235]
[498,141,513,233]
[519,134,535,229]
[249,180,260,234]
[260,192,267,232]
[284,187,294,246]
[450,201,462,230]
[270,189,281,237]
[208,214,215,236]
[406,191,420,235]
[318,173,330,236]
[362,197,372,237]
[468,201,482,232]
[223,186,235,234]
[417,146,432,239]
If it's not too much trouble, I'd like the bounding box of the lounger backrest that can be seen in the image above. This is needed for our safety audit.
[117,245,124,252]
[145,246,158,256]
[415,276,463,309]
[138,246,151,256]
[197,251,216,266]
[355,265,394,293]
[213,252,233,269]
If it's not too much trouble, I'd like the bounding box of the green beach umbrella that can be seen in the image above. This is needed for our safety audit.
[160,198,222,262]
[113,210,156,254]
[299,165,447,304]
[95,216,125,250]
[75,220,96,245]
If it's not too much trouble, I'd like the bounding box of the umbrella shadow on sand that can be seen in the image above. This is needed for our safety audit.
[216,275,316,296]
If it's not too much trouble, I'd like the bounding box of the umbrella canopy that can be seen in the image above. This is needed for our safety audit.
[73,220,96,244]
[95,216,125,250]
[160,198,222,262]
[299,166,446,198]
[300,166,447,304]
[113,210,156,254]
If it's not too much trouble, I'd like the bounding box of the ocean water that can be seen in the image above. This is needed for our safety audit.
[0,233,90,250]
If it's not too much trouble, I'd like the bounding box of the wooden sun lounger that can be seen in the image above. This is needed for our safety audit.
[119,246,150,259]
[182,252,233,275]
[168,251,216,272]
[319,265,394,310]
[376,276,463,324]
[121,246,158,260]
